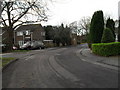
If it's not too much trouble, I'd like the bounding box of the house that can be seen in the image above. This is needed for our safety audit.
[70,29,77,45]
[14,24,45,47]
[77,35,87,44]
[70,33,77,45]
[69,21,78,45]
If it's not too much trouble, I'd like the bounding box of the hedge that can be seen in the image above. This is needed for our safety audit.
[92,42,120,56]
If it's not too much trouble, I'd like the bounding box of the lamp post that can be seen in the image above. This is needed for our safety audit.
[23,31,26,44]
[30,31,33,41]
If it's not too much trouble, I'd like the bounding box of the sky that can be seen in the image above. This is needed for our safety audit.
[41,0,119,26]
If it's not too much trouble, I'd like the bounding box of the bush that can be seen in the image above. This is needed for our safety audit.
[92,42,120,56]
[2,44,10,53]
[87,34,92,49]
[101,28,115,43]
[106,18,115,40]
[89,10,104,44]
[45,43,54,48]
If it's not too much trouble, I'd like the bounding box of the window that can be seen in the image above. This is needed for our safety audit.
[18,41,24,46]
[17,32,23,36]
[26,30,30,35]
[41,32,45,36]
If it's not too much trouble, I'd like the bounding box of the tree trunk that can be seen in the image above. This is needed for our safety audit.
[7,27,14,51]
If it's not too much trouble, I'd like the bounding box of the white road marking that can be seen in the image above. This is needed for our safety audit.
[25,56,34,60]
[56,54,61,56]
[81,59,87,61]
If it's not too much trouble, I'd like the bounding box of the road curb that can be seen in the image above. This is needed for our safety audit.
[97,60,120,68]
[76,49,119,71]
[2,58,19,72]
[1,51,37,72]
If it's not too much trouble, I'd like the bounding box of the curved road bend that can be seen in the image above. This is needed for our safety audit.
[3,45,118,88]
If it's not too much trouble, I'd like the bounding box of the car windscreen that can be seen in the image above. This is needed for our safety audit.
[23,42,30,45]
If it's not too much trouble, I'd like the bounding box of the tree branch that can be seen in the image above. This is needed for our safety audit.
[12,2,36,25]
[1,1,7,12]
[1,17,7,26]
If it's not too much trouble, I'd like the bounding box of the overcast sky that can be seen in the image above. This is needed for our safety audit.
[41,0,119,26]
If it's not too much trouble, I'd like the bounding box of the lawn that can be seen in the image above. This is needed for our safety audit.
[1,57,16,67]
[12,50,30,52]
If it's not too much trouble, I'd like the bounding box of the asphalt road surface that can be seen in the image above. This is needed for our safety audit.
[3,45,118,88]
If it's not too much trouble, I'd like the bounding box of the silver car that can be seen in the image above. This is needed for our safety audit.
[20,41,45,50]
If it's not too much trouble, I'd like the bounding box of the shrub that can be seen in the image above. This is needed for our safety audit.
[106,18,115,41]
[101,28,115,43]
[92,42,120,56]
[45,43,54,48]
[87,34,92,49]
[89,10,104,44]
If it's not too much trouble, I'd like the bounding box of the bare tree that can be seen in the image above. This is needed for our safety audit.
[1,0,50,50]
[69,21,78,34]
[78,17,91,35]
[1,0,49,28]
[104,13,111,24]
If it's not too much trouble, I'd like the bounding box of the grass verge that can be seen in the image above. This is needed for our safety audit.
[1,57,16,67]
[12,50,30,52]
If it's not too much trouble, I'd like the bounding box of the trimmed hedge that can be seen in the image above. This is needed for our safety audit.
[92,42,120,56]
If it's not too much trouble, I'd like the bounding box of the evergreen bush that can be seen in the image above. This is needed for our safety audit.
[101,28,115,43]
[106,18,115,41]
[89,10,104,44]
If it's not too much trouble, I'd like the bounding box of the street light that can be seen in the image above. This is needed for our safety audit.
[30,31,33,41]
[23,31,26,44]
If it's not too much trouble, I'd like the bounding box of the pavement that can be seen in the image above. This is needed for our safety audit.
[76,44,119,70]
[81,48,119,66]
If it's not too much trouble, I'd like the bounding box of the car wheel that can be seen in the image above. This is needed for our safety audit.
[39,47,41,49]
[41,47,44,49]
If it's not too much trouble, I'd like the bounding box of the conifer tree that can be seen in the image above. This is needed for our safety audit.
[106,18,115,41]
[89,10,104,44]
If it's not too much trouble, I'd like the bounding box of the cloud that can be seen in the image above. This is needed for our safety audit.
[42,0,119,26]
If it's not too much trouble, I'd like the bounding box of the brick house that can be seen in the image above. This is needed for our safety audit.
[14,24,45,47]
[70,30,77,45]
[70,34,77,45]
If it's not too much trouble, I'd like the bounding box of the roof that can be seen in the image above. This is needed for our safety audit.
[15,24,43,32]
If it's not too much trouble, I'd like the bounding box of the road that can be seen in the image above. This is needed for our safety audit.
[2,45,118,88]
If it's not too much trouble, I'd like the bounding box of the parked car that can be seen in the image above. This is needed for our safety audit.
[20,41,45,50]
[13,45,18,50]
[20,41,31,50]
